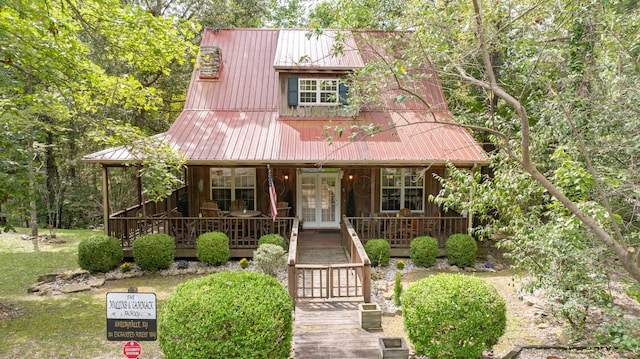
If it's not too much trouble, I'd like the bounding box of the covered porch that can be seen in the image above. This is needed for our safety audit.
[102,164,470,258]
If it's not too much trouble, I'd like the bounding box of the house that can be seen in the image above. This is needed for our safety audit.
[83,28,488,259]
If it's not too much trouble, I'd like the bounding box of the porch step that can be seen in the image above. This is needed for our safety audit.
[293,301,387,359]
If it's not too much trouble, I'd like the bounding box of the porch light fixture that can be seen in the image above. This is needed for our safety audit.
[348,174,354,180]
[283,174,289,181]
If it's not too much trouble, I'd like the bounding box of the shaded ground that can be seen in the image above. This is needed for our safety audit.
[376,241,639,359]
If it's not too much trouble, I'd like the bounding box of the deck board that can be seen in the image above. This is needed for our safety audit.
[293,301,387,359]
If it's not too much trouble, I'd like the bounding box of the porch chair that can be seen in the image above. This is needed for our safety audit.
[275,201,290,217]
[168,210,197,246]
[201,200,219,210]
[423,211,441,236]
[230,199,247,211]
[399,208,412,217]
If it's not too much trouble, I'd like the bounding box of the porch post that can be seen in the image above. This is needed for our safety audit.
[102,165,110,236]
[468,165,478,234]
[369,168,376,216]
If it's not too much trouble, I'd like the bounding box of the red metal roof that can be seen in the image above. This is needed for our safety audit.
[84,28,488,166]
[274,30,364,71]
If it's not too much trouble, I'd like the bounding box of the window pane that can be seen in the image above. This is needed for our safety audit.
[300,79,316,91]
[381,168,401,187]
[211,168,231,187]
[320,92,336,103]
[381,189,401,211]
[212,189,231,211]
[235,189,255,210]
[320,80,337,91]
[404,188,424,211]
[300,92,316,103]
[404,168,423,187]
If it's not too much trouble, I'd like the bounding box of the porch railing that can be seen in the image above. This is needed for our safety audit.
[287,216,371,303]
[108,215,295,250]
[110,187,186,219]
[348,215,468,247]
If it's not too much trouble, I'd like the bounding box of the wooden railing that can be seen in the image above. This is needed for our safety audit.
[110,187,186,219]
[348,215,468,247]
[287,217,371,303]
[108,215,295,250]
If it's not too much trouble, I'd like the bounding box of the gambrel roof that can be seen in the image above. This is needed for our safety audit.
[83,28,487,166]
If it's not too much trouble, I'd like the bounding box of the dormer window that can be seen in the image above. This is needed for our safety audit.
[287,76,349,107]
[299,79,338,105]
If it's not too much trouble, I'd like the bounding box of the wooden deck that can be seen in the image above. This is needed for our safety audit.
[293,301,387,359]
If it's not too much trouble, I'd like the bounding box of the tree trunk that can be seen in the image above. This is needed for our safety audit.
[28,139,38,251]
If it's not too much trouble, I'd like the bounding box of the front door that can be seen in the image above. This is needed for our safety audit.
[298,172,341,229]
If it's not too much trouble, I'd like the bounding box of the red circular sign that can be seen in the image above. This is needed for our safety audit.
[123,341,141,359]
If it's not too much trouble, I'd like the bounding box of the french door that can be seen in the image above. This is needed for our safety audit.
[298,172,341,229]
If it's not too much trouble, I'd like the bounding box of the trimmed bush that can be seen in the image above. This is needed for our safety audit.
[258,233,287,250]
[445,233,477,267]
[160,271,293,359]
[364,239,390,266]
[253,243,287,277]
[410,236,439,267]
[77,235,123,272]
[196,231,230,265]
[402,273,506,359]
[132,234,175,271]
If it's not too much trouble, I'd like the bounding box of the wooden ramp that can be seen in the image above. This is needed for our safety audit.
[293,301,386,359]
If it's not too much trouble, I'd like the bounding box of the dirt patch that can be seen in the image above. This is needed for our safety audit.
[0,302,24,322]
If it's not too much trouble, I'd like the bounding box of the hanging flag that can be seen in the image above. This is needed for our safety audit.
[268,165,278,222]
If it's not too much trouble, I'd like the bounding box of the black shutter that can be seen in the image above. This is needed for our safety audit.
[339,82,349,105]
[288,77,298,106]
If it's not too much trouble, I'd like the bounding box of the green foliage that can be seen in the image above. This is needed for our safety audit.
[132,234,175,271]
[393,272,402,307]
[445,234,477,267]
[160,271,292,359]
[364,239,390,266]
[627,285,640,304]
[196,232,230,266]
[410,236,439,267]
[253,243,287,277]
[596,306,640,355]
[77,235,123,272]
[402,274,506,359]
[258,233,287,250]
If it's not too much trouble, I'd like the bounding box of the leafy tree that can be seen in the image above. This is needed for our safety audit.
[0,0,197,232]
[324,0,640,339]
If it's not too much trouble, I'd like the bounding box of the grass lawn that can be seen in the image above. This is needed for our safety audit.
[0,228,182,359]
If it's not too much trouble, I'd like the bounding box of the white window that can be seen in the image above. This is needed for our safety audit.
[380,168,424,212]
[210,168,256,211]
[299,79,339,105]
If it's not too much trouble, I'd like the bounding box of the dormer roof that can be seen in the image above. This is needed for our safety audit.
[273,30,364,72]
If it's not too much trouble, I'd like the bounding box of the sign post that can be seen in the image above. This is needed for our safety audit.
[106,292,157,342]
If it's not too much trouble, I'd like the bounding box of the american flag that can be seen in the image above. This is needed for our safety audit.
[268,165,278,222]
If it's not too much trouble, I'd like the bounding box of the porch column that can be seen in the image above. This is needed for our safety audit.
[369,168,376,216]
[468,165,478,234]
[102,165,110,236]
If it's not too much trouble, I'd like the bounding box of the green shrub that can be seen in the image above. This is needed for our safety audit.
[132,234,175,271]
[402,273,506,359]
[258,233,287,250]
[196,231,230,265]
[160,271,293,359]
[364,239,390,266]
[410,236,439,267]
[77,235,123,272]
[394,272,402,307]
[253,243,287,277]
[445,233,477,267]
